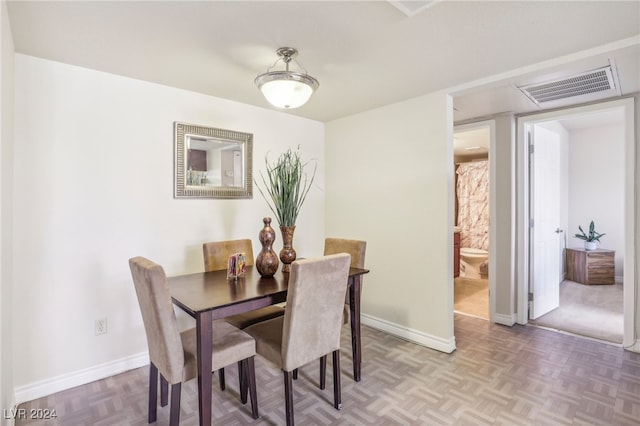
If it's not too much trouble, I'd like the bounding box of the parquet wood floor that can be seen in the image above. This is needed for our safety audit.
[16,315,640,425]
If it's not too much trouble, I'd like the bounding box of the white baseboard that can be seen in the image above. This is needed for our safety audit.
[493,312,517,326]
[13,352,149,405]
[626,339,640,353]
[361,314,456,353]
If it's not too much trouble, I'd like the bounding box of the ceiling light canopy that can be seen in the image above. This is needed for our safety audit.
[255,47,319,109]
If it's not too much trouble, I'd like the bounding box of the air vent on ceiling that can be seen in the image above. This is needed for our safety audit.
[518,66,619,106]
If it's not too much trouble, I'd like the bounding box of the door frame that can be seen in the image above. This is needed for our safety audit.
[516,97,636,348]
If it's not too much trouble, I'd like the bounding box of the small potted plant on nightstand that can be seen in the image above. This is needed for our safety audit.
[574,221,605,250]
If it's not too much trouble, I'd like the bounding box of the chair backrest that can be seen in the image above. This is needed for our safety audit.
[129,256,184,384]
[325,238,366,311]
[203,239,255,272]
[324,238,366,268]
[281,253,351,372]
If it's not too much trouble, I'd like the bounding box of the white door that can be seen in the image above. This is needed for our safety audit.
[529,124,562,319]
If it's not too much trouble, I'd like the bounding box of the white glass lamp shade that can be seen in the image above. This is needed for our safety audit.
[255,71,319,109]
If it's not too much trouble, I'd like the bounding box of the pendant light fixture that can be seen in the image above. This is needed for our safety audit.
[255,47,319,109]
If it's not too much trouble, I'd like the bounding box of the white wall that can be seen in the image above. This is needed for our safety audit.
[1,0,15,420]
[490,114,517,322]
[12,54,325,401]
[325,92,455,351]
[567,123,625,277]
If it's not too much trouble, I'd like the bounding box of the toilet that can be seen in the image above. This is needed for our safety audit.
[460,247,488,279]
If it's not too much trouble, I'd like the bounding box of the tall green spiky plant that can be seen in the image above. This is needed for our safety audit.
[574,220,605,242]
[256,147,317,227]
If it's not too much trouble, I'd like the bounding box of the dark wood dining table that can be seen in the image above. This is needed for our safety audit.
[166,264,369,426]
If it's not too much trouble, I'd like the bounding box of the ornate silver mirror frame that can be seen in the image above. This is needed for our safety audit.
[174,122,253,199]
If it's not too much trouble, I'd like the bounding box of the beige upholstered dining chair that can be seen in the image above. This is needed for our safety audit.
[203,239,285,329]
[324,238,367,324]
[244,253,351,426]
[129,256,259,425]
[203,239,255,272]
[203,239,285,390]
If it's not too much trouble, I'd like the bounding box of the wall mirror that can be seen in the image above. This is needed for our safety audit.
[174,122,253,198]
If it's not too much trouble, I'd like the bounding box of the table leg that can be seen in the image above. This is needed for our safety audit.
[196,311,213,425]
[349,275,362,382]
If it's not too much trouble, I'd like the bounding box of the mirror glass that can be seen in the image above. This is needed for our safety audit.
[174,122,253,198]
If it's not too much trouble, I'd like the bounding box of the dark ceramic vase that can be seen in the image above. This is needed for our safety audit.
[279,225,296,273]
[256,217,279,277]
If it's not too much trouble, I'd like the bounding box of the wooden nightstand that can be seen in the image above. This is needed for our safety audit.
[565,248,615,285]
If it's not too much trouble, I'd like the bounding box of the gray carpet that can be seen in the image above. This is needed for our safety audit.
[531,280,623,343]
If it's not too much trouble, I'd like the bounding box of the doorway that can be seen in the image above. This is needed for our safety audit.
[516,98,635,346]
[453,122,492,320]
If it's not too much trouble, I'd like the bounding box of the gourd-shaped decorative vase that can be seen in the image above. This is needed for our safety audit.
[256,217,279,277]
[279,225,296,273]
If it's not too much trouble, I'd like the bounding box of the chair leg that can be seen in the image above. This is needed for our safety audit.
[160,375,169,407]
[218,368,226,390]
[293,368,298,380]
[319,355,327,390]
[239,360,248,404]
[332,350,342,410]
[148,363,158,423]
[247,357,259,419]
[283,370,294,426]
[169,383,181,426]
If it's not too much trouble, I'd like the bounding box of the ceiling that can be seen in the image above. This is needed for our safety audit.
[454,127,490,159]
[6,1,640,124]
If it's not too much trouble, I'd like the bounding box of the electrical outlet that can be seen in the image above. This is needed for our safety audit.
[95,318,108,335]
